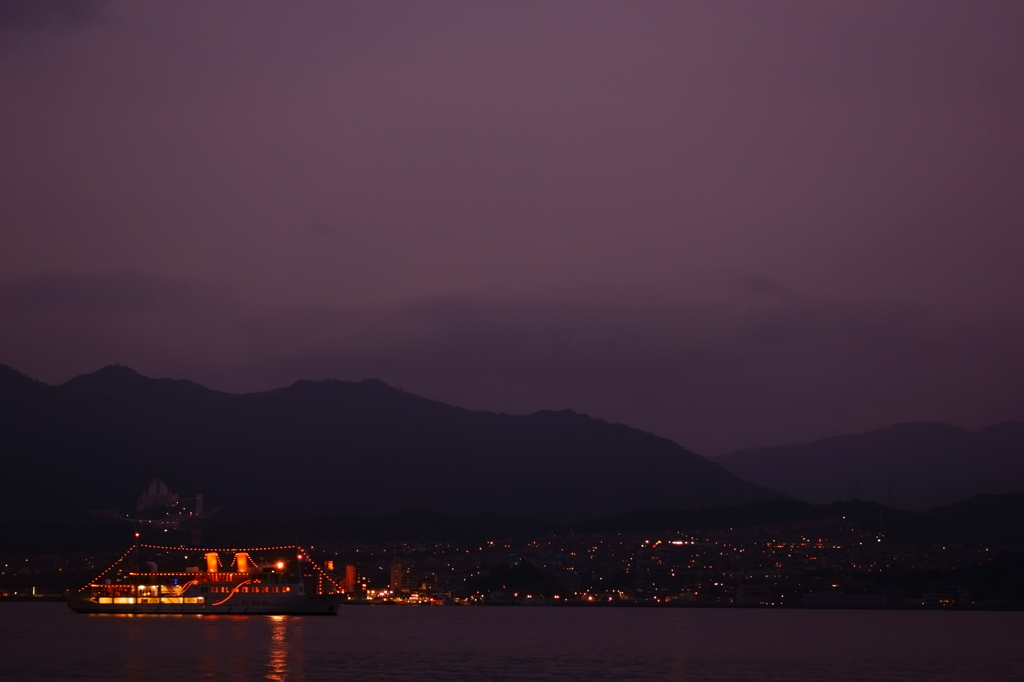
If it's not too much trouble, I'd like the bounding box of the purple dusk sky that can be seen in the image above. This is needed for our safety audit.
[1,0,1023,454]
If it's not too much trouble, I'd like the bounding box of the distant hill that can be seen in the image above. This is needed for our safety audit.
[925,491,1024,545]
[0,364,781,523]
[575,492,1024,545]
[715,422,1024,510]
[5,492,1022,552]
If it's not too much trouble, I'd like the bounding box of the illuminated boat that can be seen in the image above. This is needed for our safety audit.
[68,544,343,615]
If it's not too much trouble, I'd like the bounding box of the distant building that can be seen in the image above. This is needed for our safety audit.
[390,561,418,593]
[923,585,970,607]
[125,479,216,545]
[802,591,887,608]
[343,565,358,593]
[137,479,179,511]
[735,584,772,605]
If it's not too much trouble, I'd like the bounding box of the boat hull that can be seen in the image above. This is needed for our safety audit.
[68,595,341,615]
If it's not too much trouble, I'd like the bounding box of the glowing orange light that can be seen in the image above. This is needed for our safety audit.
[205,552,219,573]
[276,562,285,570]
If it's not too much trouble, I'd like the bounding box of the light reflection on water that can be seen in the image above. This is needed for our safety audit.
[266,616,288,682]
[266,615,305,682]
[1,604,1022,681]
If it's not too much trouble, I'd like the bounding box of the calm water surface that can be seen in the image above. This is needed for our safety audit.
[1,603,1022,681]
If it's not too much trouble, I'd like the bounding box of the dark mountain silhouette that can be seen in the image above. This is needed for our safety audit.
[715,422,1024,510]
[570,498,911,536]
[0,364,781,523]
[574,492,1024,545]
[924,491,1024,545]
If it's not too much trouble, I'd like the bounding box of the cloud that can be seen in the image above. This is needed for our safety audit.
[0,3,1023,461]
[212,292,1024,454]
[0,270,238,389]
[0,270,199,313]
[0,0,107,31]
[737,276,792,299]
[1,270,1022,455]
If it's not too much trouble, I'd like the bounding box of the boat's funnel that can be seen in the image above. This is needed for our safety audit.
[205,552,219,573]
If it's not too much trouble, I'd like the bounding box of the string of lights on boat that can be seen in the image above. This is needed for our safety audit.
[77,544,344,594]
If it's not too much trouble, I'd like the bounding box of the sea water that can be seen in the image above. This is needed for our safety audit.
[1,603,1022,681]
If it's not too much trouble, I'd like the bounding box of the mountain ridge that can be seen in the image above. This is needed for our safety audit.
[0,364,781,523]
[716,421,1024,510]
